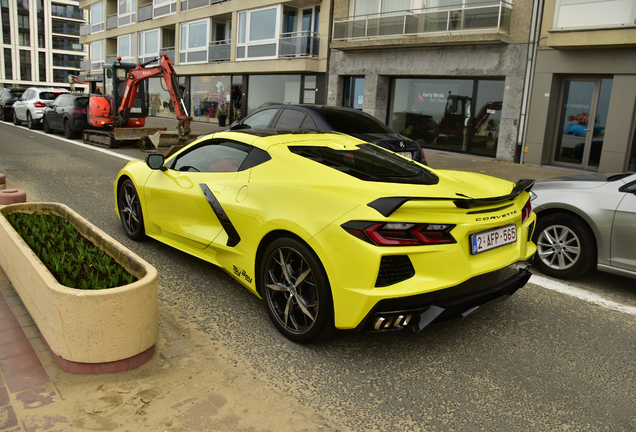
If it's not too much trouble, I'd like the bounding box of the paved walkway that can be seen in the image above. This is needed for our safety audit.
[0,269,63,432]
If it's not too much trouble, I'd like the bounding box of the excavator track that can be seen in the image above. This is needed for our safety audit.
[82,127,168,148]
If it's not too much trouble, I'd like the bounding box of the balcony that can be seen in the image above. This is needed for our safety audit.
[332,1,512,42]
[139,4,152,21]
[180,0,226,11]
[278,31,320,58]
[208,40,231,61]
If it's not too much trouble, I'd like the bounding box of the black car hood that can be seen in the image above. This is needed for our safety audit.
[349,132,419,150]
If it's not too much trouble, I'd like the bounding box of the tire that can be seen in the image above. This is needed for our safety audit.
[0,108,4,122]
[63,119,76,139]
[43,117,53,134]
[532,212,596,279]
[118,178,146,241]
[13,110,21,126]
[27,112,37,130]
[260,237,335,343]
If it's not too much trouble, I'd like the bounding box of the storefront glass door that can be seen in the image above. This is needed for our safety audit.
[554,77,612,169]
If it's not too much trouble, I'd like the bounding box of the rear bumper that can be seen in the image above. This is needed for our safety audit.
[354,261,531,333]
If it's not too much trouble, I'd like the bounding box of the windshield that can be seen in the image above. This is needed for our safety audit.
[323,110,395,134]
[39,91,64,101]
[289,144,438,185]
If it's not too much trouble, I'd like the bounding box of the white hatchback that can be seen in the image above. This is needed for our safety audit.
[12,87,69,130]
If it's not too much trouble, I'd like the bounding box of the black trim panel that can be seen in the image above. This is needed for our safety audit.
[367,179,535,217]
[354,262,531,333]
[199,184,241,247]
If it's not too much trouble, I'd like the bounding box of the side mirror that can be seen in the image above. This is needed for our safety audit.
[146,154,165,170]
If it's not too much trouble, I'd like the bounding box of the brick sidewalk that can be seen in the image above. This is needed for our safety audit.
[0,269,65,432]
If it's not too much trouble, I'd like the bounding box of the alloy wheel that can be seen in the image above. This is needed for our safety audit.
[264,246,320,337]
[536,224,581,270]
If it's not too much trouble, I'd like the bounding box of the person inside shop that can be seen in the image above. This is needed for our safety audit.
[217,101,228,127]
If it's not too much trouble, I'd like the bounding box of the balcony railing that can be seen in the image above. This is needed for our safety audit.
[208,40,231,62]
[106,13,117,30]
[139,4,152,21]
[332,1,512,41]
[180,0,225,11]
[278,31,319,58]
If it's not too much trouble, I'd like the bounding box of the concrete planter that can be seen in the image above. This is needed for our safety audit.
[0,202,158,373]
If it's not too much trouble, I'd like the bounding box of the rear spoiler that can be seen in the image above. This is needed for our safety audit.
[367,179,535,217]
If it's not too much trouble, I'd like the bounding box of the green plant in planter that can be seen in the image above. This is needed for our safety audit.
[5,211,137,290]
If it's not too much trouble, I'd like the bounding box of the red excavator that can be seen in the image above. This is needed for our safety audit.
[82,54,193,149]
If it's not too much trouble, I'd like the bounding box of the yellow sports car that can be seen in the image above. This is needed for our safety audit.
[114,130,536,342]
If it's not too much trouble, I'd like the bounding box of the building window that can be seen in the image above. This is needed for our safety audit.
[52,37,83,52]
[52,20,81,36]
[4,48,12,80]
[118,34,135,61]
[237,7,278,60]
[53,54,83,68]
[139,29,159,63]
[19,49,31,81]
[51,4,82,19]
[91,40,104,70]
[38,52,45,82]
[118,0,136,27]
[91,2,105,33]
[18,14,30,47]
[187,75,231,124]
[179,19,209,64]
[38,17,45,48]
[2,9,10,44]
[353,0,411,16]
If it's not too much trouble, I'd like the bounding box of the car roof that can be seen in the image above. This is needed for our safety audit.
[255,104,370,115]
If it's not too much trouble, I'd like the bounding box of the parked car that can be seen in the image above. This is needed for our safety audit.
[12,87,69,129]
[531,173,636,280]
[115,130,536,342]
[0,87,28,122]
[230,105,428,165]
[43,93,90,139]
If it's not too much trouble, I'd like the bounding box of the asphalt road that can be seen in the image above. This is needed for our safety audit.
[1,122,635,431]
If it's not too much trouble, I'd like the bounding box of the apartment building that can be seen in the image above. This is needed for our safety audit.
[78,0,329,125]
[328,0,536,162]
[0,0,87,90]
[524,0,636,173]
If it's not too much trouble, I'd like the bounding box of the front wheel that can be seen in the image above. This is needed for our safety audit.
[118,178,146,240]
[532,213,596,279]
[13,111,21,126]
[260,237,335,343]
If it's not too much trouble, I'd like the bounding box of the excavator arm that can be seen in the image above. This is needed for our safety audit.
[116,54,192,137]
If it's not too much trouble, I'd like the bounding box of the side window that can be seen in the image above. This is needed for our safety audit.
[274,109,314,129]
[172,140,251,173]
[240,109,277,129]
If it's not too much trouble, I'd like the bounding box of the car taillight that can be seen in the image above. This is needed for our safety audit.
[34,102,46,108]
[342,221,456,246]
[521,197,532,223]
[73,109,87,114]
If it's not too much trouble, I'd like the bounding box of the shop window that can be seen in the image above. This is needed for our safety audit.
[187,75,231,125]
[180,19,209,64]
[344,76,365,110]
[390,78,509,157]
[246,75,301,115]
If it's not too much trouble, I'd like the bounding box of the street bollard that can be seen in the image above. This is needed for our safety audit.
[0,173,5,190]
[0,189,27,205]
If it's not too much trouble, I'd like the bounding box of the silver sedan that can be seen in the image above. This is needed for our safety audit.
[530,173,636,280]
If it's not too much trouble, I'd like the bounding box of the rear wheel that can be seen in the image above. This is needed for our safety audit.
[0,108,4,122]
[533,213,596,279]
[63,119,76,138]
[118,178,145,241]
[260,237,335,343]
[43,117,53,134]
[27,112,36,129]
